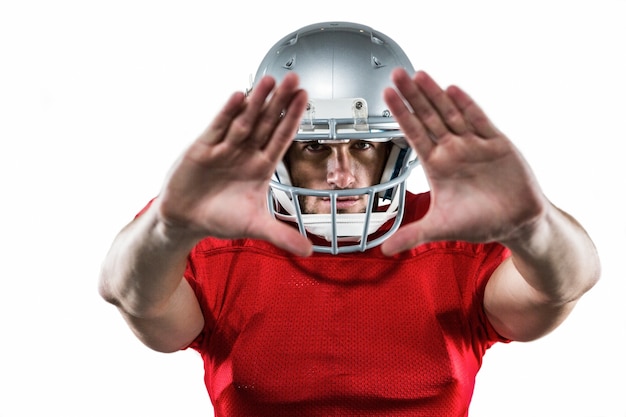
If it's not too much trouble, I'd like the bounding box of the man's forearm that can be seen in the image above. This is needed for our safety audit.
[98,204,201,319]
[504,204,600,305]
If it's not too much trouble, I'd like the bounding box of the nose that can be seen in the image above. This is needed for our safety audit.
[326,147,356,189]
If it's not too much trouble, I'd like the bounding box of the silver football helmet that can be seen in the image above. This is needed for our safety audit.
[252,21,420,254]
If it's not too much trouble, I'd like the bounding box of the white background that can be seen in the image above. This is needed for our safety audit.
[1,1,625,416]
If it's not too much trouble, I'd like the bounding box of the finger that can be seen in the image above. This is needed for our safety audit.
[385,69,435,158]
[380,221,429,256]
[255,217,313,257]
[415,71,470,135]
[223,75,278,145]
[380,212,451,255]
[447,85,500,138]
[249,73,303,148]
[196,91,246,145]
[263,88,308,162]
[392,69,450,139]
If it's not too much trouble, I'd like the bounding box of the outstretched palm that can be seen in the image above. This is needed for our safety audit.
[382,69,548,255]
[155,73,312,256]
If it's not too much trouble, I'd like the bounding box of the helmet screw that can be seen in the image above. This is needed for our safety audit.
[382,110,391,117]
[355,101,363,110]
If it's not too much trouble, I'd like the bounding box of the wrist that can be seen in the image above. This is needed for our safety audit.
[144,203,205,251]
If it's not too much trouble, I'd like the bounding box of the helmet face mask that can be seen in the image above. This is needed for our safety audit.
[253,21,420,253]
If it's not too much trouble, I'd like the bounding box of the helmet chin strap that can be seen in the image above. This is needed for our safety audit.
[274,212,399,243]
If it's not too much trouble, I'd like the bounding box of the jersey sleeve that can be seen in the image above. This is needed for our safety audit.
[473,243,512,350]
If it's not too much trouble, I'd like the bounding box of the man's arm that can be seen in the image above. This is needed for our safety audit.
[485,205,600,341]
[99,206,205,353]
[381,69,600,340]
[99,74,312,352]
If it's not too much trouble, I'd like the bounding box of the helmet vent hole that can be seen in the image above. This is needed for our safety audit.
[372,56,384,68]
[283,56,295,69]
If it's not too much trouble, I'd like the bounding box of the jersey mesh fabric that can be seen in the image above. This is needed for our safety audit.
[177,192,511,417]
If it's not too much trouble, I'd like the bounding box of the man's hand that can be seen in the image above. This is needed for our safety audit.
[381,69,549,255]
[155,73,313,256]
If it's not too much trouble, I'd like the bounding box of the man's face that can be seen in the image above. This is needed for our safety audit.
[285,140,390,214]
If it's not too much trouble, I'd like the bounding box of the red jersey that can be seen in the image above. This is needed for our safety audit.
[183,192,510,417]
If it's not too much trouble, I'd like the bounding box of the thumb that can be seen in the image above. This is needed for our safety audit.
[258,219,313,257]
[380,220,436,256]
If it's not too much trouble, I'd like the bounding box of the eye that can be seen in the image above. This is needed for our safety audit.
[303,142,328,153]
[352,141,373,150]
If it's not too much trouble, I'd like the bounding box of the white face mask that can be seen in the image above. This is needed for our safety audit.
[268,170,414,254]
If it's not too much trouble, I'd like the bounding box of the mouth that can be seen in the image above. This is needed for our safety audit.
[321,196,362,210]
